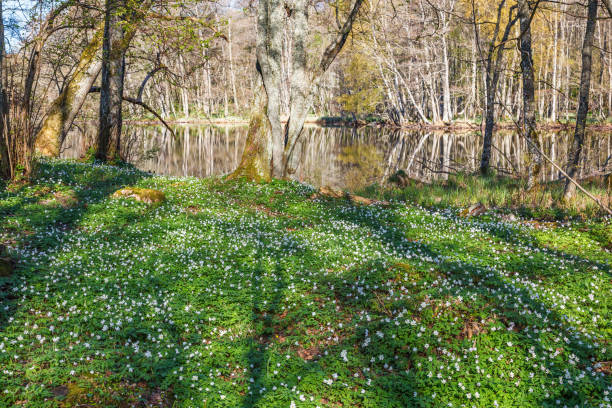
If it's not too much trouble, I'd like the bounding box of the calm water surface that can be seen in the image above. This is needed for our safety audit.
[62,124,612,191]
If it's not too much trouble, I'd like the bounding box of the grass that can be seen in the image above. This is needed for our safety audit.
[362,171,612,222]
[0,159,611,407]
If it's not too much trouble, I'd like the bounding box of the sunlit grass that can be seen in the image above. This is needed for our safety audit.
[361,171,611,221]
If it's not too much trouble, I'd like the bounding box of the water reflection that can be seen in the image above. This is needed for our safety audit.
[62,124,612,191]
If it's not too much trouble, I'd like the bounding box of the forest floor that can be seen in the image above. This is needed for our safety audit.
[0,159,611,407]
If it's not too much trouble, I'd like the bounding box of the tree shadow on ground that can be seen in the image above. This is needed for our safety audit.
[0,160,148,332]
[319,199,610,406]
[1,167,610,407]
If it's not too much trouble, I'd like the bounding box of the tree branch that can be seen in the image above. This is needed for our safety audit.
[137,65,166,102]
[603,0,612,18]
[319,0,365,74]
[122,96,176,138]
[88,86,175,137]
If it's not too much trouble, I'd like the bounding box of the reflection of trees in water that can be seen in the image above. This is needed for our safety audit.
[62,124,612,189]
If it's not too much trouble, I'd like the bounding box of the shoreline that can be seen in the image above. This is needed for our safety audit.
[119,117,612,131]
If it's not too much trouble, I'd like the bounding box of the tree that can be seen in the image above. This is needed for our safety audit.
[230,0,365,181]
[475,0,518,174]
[563,0,598,199]
[336,52,383,118]
[95,0,128,161]
[35,24,104,157]
[0,0,72,179]
[517,0,542,188]
[0,0,7,179]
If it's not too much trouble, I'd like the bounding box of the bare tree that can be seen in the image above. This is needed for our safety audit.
[0,0,73,179]
[518,0,542,188]
[476,0,518,174]
[563,0,598,199]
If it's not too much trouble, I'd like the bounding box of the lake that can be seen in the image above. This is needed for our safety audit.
[62,124,612,191]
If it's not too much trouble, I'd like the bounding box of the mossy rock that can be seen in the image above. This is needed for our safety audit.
[112,187,165,204]
[40,189,79,208]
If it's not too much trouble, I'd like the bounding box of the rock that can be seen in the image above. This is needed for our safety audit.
[460,203,487,217]
[501,213,518,222]
[112,187,165,204]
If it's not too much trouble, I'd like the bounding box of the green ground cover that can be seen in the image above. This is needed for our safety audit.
[0,159,610,407]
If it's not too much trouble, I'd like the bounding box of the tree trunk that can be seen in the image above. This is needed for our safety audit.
[518,0,542,188]
[36,24,104,157]
[228,75,273,182]
[228,17,240,112]
[96,0,127,161]
[441,28,452,123]
[564,0,598,199]
[228,0,283,180]
[551,10,559,122]
[479,1,517,174]
[0,0,9,179]
[232,0,364,181]
[481,76,496,173]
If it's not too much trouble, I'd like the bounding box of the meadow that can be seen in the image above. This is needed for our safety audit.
[0,159,610,407]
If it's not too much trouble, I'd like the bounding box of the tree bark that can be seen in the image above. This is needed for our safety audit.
[231,0,364,181]
[518,0,542,188]
[228,69,274,182]
[551,10,559,122]
[479,2,518,174]
[96,0,127,161]
[0,0,9,179]
[256,0,284,176]
[564,0,598,199]
[441,32,452,123]
[228,17,240,112]
[36,24,104,157]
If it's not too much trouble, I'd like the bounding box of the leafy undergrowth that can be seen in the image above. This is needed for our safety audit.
[0,159,610,408]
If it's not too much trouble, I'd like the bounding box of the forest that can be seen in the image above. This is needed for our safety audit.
[0,0,612,407]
